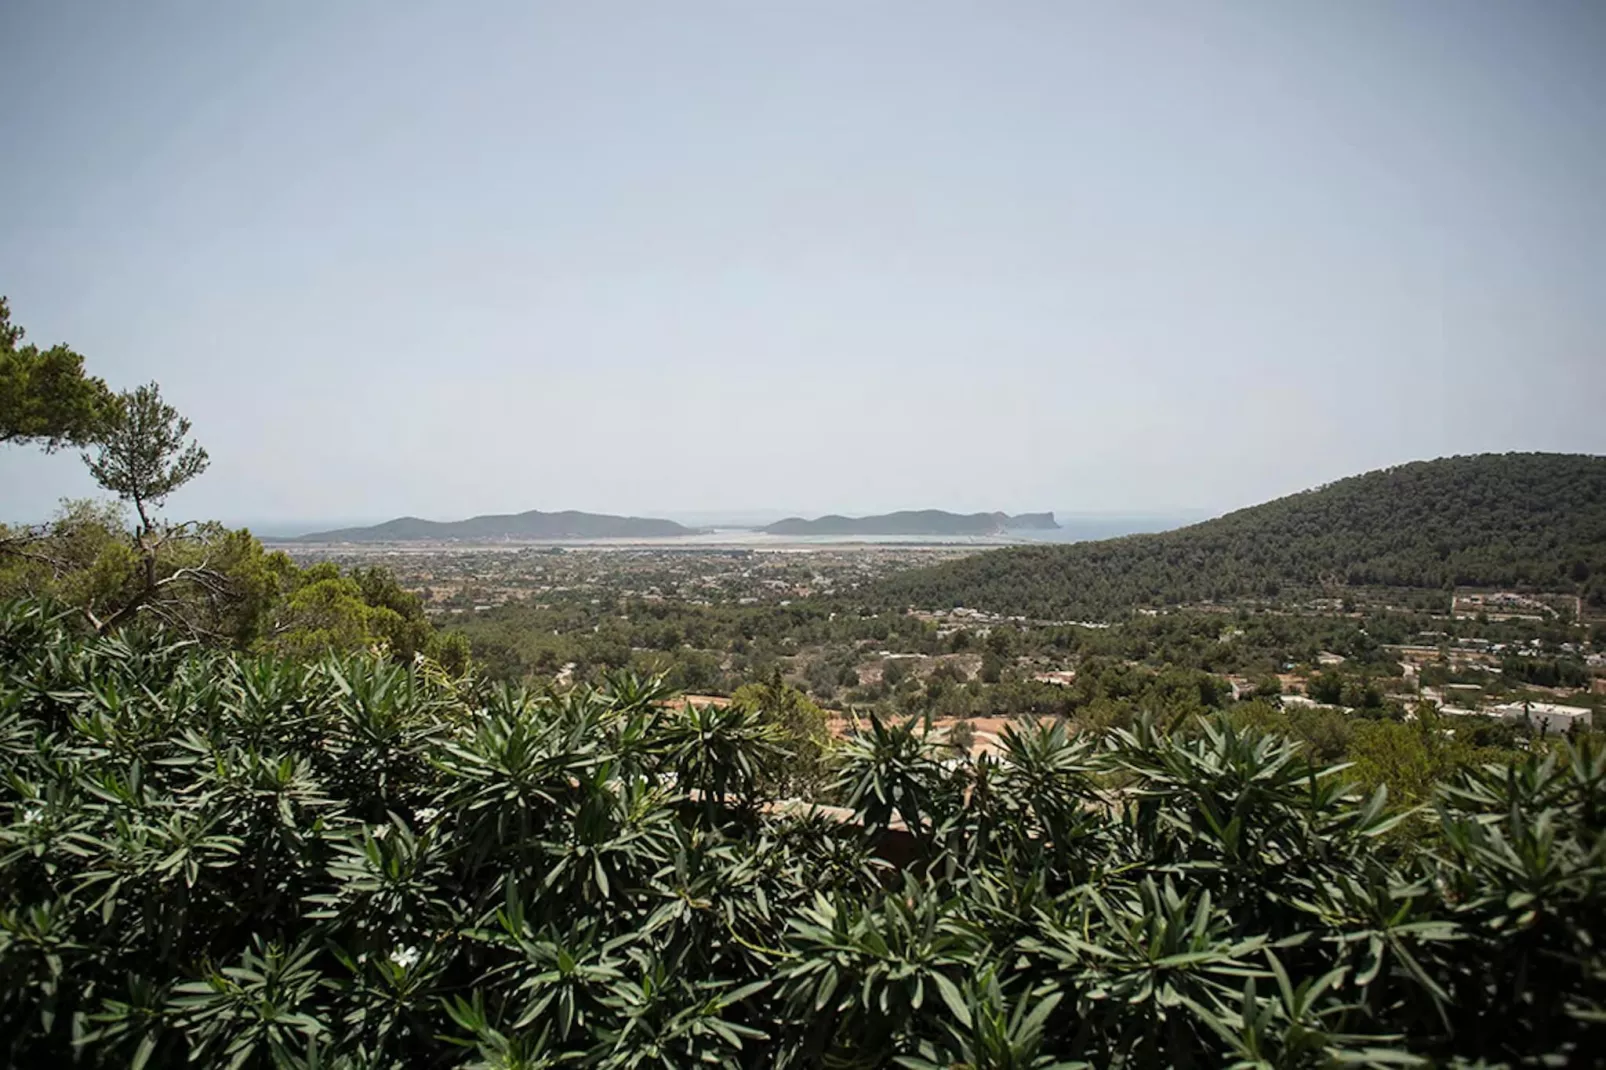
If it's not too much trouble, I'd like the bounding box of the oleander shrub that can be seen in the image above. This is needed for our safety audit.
[0,598,1600,1068]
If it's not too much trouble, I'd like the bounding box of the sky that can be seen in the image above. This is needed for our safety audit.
[2,1,1603,531]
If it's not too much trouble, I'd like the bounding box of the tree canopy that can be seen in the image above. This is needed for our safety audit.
[84,381,210,534]
[874,453,1606,619]
[0,296,114,450]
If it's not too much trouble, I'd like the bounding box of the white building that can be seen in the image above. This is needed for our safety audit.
[1490,701,1593,734]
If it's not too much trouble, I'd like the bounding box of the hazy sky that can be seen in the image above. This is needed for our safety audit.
[3,1,1603,529]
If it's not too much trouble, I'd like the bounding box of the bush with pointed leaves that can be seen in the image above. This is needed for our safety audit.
[0,598,1601,1068]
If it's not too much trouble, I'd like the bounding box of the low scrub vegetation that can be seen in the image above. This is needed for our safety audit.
[1,599,1601,1067]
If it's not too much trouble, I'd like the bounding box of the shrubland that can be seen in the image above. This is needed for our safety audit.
[0,501,466,669]
[2,600,1603,1068]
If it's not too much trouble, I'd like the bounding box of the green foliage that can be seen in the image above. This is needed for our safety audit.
[1345,707,1518,810]
[1501,654,1589,689]
[271,563,433,661]
[832,714,962,840]
[0,600,1602,1067]
[0,506,436,659]
[0,296,114,451]
[0,500,295,643]
[1227,700,1531,808]
[876,453,1606,618]
[731,671,831,796]
[83,382,210,533]
[1307,670,1346,705]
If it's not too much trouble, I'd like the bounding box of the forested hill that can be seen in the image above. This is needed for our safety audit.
[765,510,1058,536]
[872,453,1606,619]
[293,509,693,542]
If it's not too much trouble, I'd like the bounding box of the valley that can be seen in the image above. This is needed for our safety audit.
[277,455,1606,773]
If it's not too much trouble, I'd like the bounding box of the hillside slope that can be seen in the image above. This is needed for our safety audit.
[765,510,1058,536]
[294,509,693,542]
[872,454,1606,619]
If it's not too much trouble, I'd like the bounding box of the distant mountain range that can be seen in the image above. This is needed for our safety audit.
[283,507,1068,542]
[762,511,1059,537]
[290,510,695,542]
